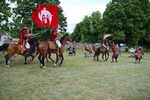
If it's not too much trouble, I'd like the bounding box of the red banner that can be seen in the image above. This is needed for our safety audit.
[32,4,58,28]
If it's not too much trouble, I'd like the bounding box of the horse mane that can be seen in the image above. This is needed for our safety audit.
[60,33,69,43]
[0,43,9,51]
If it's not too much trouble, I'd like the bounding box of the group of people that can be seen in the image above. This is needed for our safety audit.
[82,38,144,63]
[18,27,144,63]
[18,27,61,54]
[67,41,76,56]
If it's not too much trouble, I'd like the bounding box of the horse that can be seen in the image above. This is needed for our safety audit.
[37,33,72,68]
[4,36,38,66]
[92,44,109,61]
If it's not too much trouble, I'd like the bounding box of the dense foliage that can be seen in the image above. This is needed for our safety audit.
[1,0,150,47]
[72,0,150,47]
[0,0,67,40]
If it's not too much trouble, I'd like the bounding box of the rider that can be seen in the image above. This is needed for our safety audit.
[50,27,61,54]
[134,47,144,63]
[102,38,109,50]
[18,27,31,53]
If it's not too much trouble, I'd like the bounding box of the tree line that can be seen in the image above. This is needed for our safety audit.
[71,0,150,48]
[0,0,150,48]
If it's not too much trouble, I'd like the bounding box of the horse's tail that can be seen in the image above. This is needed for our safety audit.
[0,43,9,52]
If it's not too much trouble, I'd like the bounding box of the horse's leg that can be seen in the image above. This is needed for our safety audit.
[96,54,99,61]
[49,56,55,63]
[31,54,35,63]
[24,53,30,64]
[24,56,27,64]
[138,58,141,63]
[46,53,49,63]
[5,54,9,65]
[115,56,118,63]
[59,55,64,66]
[84,52,86,58]
[54,54,59,67]
[102,53,104,60]
[93,53,96,60]
[105,51,109,61]
[38,55,43,67]
[134,56,138,63]
[41,56,46,69]
[5,54,12,66]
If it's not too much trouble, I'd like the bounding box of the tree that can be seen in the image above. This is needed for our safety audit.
[4,0,67,39]
[72,11,102,43]
[0,0,11,32]
[102,0,150,46]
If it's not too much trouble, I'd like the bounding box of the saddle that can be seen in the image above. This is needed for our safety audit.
[48,41,57,50]
[17,42,30,54]
[18,44,25,54]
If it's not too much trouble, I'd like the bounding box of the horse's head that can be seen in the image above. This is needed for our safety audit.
[28,36,39,46]
[60,33,72,45]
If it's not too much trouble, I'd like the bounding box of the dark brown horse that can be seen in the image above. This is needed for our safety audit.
[37,33,72,68]
[4,37,38,66]
[92,44,109,61]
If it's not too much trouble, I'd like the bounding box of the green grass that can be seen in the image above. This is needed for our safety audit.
[0,49,150,100]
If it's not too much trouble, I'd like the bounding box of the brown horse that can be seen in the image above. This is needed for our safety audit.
[92,44,109,61]
[37,33,72,68]
[4,37,38,66]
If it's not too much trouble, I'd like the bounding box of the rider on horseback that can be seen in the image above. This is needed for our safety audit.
[49,27,61,54]
[18,27,31,53]
[102,38,109,50]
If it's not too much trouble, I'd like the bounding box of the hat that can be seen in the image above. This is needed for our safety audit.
[22,27,28,30]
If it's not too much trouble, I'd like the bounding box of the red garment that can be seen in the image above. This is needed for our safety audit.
[103,39,108,46]
[18,29,28,45]
[50,28,58,42]
[112,44,116,57]
[135,48,144,58]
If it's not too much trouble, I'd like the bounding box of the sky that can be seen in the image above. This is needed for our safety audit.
[60,0,111,33]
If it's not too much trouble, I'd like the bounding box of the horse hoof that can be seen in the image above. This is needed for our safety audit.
[5,65,10,67]
[53,63,57,67]
[42,66,46,69]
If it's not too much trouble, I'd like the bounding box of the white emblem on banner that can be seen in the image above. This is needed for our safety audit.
[38,7,52,25]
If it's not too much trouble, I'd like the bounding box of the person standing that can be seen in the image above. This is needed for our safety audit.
[111,42,119,63]
[134,47,144,63]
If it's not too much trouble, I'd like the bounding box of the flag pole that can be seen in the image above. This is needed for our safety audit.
[31,21,33,34]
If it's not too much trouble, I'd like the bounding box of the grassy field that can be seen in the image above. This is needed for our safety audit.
[0,49,150,100]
